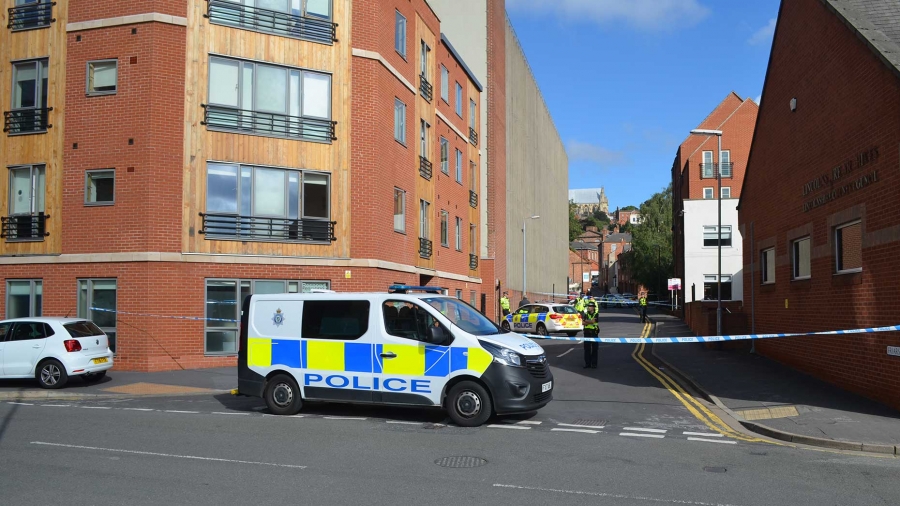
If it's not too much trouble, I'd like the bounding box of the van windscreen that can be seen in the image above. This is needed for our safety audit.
[302,301,369,340]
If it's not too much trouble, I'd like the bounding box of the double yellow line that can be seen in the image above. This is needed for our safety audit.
[631,322,766,443]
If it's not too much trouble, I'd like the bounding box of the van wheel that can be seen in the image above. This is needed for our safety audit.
[37,359,68,389]
[446,381,493,427]
[265,374,303,416]
[501,321,511,332]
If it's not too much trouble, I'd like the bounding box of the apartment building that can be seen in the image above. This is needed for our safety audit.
[0,0,488,371]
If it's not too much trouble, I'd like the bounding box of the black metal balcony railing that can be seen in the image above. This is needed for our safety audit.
[700,162,733,179]
[3,108,52,135]
[469,190,478,208]
[206,0,337,45]
[202,104,336,143]
[8,1,55,31]
[419,156,432,180]
[469,127,478,146]
[199,213,336,242]
[419,74,433,102]
[1,213,48,241]
[469,254,478,270]
[419,237,433,259]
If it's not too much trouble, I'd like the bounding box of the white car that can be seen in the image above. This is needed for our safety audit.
[502,303,584,337]
[0,318,114,389]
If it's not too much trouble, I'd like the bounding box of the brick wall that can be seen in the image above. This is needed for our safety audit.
[68,0,187,23]
[740,0,900,410]
[486,0,507,311]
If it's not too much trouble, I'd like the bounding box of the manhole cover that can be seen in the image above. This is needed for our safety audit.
[435,456,488,468]
[703,466,727,473]
[571,419,607,426]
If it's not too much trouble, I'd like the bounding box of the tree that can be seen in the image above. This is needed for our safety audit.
[568,200,584,242]
[629,184,673,300]
[621,205,638,211]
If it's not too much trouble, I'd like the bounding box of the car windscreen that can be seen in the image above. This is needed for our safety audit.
[421,297,503,336]
[553,305,578,314]
[63,321,105,337]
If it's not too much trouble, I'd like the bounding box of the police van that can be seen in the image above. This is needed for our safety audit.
[237,286,553,427]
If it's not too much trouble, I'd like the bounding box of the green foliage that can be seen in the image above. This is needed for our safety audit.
[592,209,611,223]
[621,205,638,211]
[568,200,584,242]
[629,185,673,299]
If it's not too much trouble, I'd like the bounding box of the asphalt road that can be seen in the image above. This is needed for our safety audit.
[1,308,897,505]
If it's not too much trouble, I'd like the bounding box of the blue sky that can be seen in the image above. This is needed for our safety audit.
[506,0,781,210]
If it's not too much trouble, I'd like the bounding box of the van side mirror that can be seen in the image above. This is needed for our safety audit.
[426,326,447,345]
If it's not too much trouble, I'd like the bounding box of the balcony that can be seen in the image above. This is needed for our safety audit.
[419,237,433,259]
[206,0,337,45]
[469,127,478,146]
[1,213,48,241]
[419,74,433,102]
[700,162,733,179]
[419,156,432,180]
[199,213,336,243]
[469,254,478,270]
[469,190,478,208]
[7,1,55,31]
[3,108,52,135]
[202,104,336,143]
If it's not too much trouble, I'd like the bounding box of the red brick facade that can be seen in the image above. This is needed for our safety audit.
[740,0,900,410]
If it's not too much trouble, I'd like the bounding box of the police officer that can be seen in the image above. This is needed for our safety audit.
[582,300,600,369]
[500,292,511,317]
[574,293,585,313]
[639,292,648,323]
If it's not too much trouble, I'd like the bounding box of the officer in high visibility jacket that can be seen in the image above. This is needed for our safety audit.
[582,300,600,369]
[574,294,586,313]
[639,292,648,323]
[500,292,511,317]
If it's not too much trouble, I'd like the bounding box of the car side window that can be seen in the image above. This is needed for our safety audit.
[0,323,11,341]
[9,322,49,342]
[516,306,531,315]
[383,300,448,343]
[532,306,549,314]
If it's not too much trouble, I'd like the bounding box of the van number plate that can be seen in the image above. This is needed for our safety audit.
[541,381,552,393]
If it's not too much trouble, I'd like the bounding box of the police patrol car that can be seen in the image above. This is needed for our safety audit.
[237,286,553,427]
[501,302,583,337]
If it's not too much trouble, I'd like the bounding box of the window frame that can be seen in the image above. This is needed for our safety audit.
[11,58,49,111]
[455,82,463,116]
[394,10,407,59]
[792,236,811,280]
[721,187,731,199]
[469,222,477,255]
[84,169,115,206]
[440,210,449,247]
[419,119,429,160]
[393,187,406,233]
[8,164,46,215]
[5,279,42,319]
[703,187,714,199]
[702,225,732,248]
[77,278,117,353]
[86,59,118,96]
[440,65,449,102]
[393,98,406,145]
[455,216,462,251]
[703,274,733,301]
[720,150,732,177]
[419,199,430,239]
[455,148,462,183]
[440,137,449,174]
[469,99,477,130]
[835,220,863,274]
[760,248,775,285]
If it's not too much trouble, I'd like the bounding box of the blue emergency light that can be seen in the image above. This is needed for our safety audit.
[388,285,445,294]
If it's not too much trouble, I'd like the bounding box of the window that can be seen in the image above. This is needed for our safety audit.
[302,300,369,340]
[420,40,429,76]
[703,187,714,199]
[393,188,405,233]
[440,137,449,174]
[440,210,449,247]
[835,221,862,273]
[470,291,477,307]
[86,60,117,95]
[6,280,41,318]
[792,237,811,279]
[210,0,333,43]
[703,226,732,247]
[455,83,463,116]
[702,151,714,178]
[395,10,407,57]
[383,300,447,341]
[85,170,115,205]
[440,65,449,102]
[419,199,430,239]
[394,99,406,144]
[720,150,732,177]
[77,279,117,352]
[469,223,477,254]
[761,248,775,284]
[456,289,463,300]
[721,187,731,199]
[703,275,732,301]
[6,164,46,240]
[9,0,54,31]
[469,99,477,130]
[455,149,462,183]
[9,59,49,134]
[453,217,462,251]
[420,120,429,159]
[206,56,332,142]
[469,161,477,192]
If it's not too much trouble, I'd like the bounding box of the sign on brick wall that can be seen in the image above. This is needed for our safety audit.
[888,346,900,357]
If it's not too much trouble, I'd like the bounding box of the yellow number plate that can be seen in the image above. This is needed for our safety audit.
[92,357,109,364]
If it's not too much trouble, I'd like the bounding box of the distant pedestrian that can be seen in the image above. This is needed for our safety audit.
[582,301,600,369]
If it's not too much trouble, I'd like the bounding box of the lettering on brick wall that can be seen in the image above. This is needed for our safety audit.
[801,146,880,212]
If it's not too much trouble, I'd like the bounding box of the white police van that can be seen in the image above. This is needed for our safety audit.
[237,286,553,427]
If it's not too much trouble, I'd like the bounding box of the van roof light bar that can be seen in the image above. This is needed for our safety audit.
[388,285,444,294]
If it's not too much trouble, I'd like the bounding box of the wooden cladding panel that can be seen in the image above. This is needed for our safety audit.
[415,15,436,271]
[467,81,480,276]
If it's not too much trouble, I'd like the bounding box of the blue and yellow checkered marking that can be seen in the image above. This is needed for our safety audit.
[507,313,548,324]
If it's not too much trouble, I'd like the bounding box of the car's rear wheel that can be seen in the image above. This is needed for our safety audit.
[265,373,303,416]
[36,359,68,389]
[446,381,493,427]
[501,321,511,332]
[536,323,548,336]
[82,371,107,383]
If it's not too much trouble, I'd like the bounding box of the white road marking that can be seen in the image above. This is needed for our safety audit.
[513,420,542,425]
[556,347,576,358]
[623,427,667,433]
[683,432,724,438]
[488,424,531,430]
[122,408,155,412]
[552,428,599,434]
[620,432,666,439]
[41,404,72,407]
[31,442,306,469]
[6,402,34,406]
[386,421,421,425]
[323,416,366,420]
[688,437,737,445]
[557,423,605,429]
[492,483,746,506]
[80,406,112,410]
[164,410,200,414]
[212,412,250,416]
[263,414,305,418]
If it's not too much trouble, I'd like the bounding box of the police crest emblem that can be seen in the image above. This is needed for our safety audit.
[272,308,285,327]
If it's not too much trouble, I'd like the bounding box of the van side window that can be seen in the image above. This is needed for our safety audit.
[301,301,369,340]
[383,300,447,343]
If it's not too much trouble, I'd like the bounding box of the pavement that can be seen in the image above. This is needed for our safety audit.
[650,310,900,454]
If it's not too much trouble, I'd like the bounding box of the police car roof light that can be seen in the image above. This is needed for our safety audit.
[388,285,444,294]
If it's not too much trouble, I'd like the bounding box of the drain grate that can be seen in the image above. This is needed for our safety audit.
[703,466,727,473]
[435,456,488,468]
[570,419,608,426]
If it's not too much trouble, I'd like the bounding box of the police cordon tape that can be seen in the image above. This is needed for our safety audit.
[89,307,239,323]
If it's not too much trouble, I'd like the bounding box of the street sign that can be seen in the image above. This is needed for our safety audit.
[888,346,900,357]
[667,278,682,290]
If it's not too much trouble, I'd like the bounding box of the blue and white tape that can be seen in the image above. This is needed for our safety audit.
[89,307,239,323]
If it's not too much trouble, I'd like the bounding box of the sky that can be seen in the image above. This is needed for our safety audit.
[506,0,781,210]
